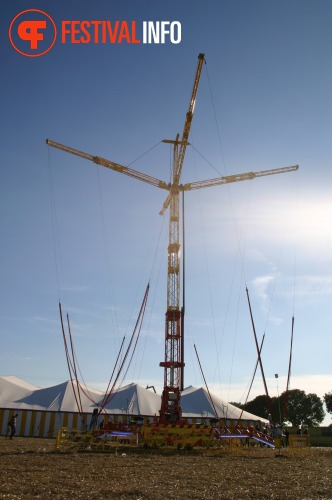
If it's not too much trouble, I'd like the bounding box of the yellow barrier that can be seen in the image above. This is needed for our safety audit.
[55,427,138,451]
[289,435,310,448]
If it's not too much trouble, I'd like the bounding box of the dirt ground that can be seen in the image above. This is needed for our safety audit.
[1,438,331,499]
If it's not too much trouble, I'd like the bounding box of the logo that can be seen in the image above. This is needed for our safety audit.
[9,10,181,57]
[9,9,57,57]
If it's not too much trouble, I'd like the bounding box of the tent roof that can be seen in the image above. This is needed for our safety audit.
[1,376,40,391]
[14,380,103,412]
[0,376,38,407]
[0,376,267,422]
[100,383,161,416]
[181,386,268,422]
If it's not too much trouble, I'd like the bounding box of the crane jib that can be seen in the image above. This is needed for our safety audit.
[181,165,299,192]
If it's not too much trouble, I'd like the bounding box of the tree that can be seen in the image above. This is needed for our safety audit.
[282,389,325,427]
[323,391,332,415]
[242,389,325,426]
[229,402,242,409]
[242,394,280,421]
[242,394,269,419]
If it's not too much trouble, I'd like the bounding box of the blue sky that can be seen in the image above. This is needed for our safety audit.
[1,0,331,424]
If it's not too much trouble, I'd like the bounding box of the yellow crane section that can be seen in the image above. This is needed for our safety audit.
[46,139,298,195]
[45,139,169,191]
[182,164,299,191]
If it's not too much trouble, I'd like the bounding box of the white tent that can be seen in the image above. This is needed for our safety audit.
[13,380,103,412]
[0,376,266,422]
[0,376,159,415]
[181,386,268,422]
[100,383,161,416]
[0,376,38,406]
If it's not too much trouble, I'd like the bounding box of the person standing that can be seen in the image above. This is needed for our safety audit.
[9,414,19,439]
[89,408,99,429]
[284,427,290,447]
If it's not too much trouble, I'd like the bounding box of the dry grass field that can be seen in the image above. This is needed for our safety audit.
[1,437,331,499]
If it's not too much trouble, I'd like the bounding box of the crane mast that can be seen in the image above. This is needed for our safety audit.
[159,53,205,421]
[46,52,299,424]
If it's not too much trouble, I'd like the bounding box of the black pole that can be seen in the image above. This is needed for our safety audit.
[246,287,274,423]
[282,316,294,422]
[181,190,185,391]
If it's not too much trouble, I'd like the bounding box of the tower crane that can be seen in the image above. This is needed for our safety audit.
[46,53,299,422]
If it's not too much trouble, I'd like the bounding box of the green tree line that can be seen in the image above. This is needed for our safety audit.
[231,389,332,426]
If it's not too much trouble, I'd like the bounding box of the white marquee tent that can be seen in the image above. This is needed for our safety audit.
[0,376,267,437]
